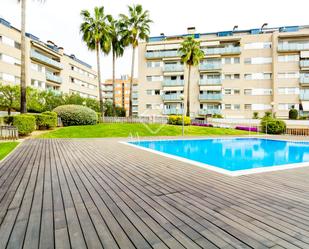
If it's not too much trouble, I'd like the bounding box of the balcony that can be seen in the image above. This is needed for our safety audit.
[30,50,63,69]
[132,100,138,106]
[199,63,222,71]
[300,61,309,68]
[103,86,113,91]
[162,94,183,101]
[132,107,138,112]
[278,43,309,52]
[199,78,222,85]
[132,93,138,99]
[300,92,309,100]
[46,72,62,84]
[199,94,222,101]
[145,50,180,59]
[203,46,241,55]
[104,93,113,98]
[198,109,222,115]
[163,108,184,115]
[300,77,309,84]
[163,64,184,72]
[162,79,184,86]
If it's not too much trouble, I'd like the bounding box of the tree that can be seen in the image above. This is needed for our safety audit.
[17,0,45,113]
[0,84,20,115]
[80,6,111,118]
[107,15,125,114]
[120,4,152,116]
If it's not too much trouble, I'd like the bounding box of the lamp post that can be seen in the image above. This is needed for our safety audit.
[180,94,185,136]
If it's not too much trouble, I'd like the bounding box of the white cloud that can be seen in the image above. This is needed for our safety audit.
[1,0,309,80]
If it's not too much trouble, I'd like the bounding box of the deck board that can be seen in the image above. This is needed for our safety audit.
[1,138,309,248]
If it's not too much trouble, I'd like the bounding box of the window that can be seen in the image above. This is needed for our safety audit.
[225,58,231,64]
[278,55,299,62]
[0,53,20,66]
[225,104,232,110]
[147,61,161,68]
[234,57,240,64]
[278,87,299,95]
[234,104,240,110]
[225,74,232,80]
[234,89,240,95]
[146,75,162,82]
[245,73,271,80]
[146,104,152,109]
[278,72,299,79]
[244,42,271,49]
[146,90,152,95]
[154,90,160,95]
[224,89,232,95]
[234,74,240,79]
[244,104,252,110]
[2,73,15,82]
[244,57,272,64]
[244,89,252,95]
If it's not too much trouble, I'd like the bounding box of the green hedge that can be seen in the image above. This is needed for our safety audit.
[12,114,36,136]
[53,105,98,126]
[289,109,298,120]
[35,111,58,130]
[168,115,191,126]
[261,117,286,134]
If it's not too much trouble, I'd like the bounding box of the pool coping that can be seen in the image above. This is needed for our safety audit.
[120,137,309,177]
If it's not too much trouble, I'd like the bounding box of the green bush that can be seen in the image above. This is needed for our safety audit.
[261,117,286,134]
[168,115,191,126]
[53,105,98,126]
[35,111,57,130]
[3,115,14,125]
[212,114,223,119]
[97,112,102,123]
[253,112,259,119]
[289,108,298,120]
[12,114,36,136]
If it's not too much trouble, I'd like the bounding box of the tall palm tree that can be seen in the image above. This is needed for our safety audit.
[80,6,111,117]
[179,36,204,116]
[120,4,152,116]
[107,15,125,114]
[17,0,45,113]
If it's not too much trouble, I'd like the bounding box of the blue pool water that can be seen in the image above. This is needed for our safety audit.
[130,138,309,172]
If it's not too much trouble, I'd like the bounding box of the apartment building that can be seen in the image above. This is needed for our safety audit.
[0,18,98,99]
[102,75,138,116]
[138,25,309,119]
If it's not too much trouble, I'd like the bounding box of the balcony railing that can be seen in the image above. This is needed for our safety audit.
[103,86,113,91]
[199,63,222,71]
[132,93,138,98]
[199,78,222,85]
[300,61,309,68]
[162,94,183,101]
[163,64,184,72]
[46,72,62,84]
[278,43,309,52]
[199,94,222,100]
[203,46,241,55]
[132,107,138,112]
[163,108,184,115]
[30,50,63,69]
[145,50,180,59]
[300,92,309,100]
[104,93,113,98]
[300,77,309,84]
[132,100,138,105]
[198,109,222,115]
[162,79,184,86]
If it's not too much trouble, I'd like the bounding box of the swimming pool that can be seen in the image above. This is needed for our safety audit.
[126,138,309,176]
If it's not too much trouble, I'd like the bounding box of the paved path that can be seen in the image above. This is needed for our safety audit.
[1,138,309,249]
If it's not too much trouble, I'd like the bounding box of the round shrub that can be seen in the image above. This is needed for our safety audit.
[13,114,36,136]
[289,108,298,120]
[168,115,191,126]
[53,105,98,126]
[261,118,286,134]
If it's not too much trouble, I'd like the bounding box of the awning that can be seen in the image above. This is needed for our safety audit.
[301,51,309,58]
[163,72,184,76]
[302,101,309,111]
[200,85,222,91]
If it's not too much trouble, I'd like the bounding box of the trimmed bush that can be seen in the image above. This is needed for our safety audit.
[261,117,286,134]
[212,114,223,119]
[12,114,36,136]
[3,115,14,125]
[53,105,98,126]
[35,111,57,130]
[168,115,191,126]
[235,126,258,132]
[96,112,102,123]
[253,112,259,119]
[289,108,298,120]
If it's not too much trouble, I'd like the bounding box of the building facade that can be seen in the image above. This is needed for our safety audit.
[0,18,98,99]
[102,75,138,116]
[138,25,309,119]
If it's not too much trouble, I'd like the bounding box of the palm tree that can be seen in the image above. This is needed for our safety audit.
[17,0,45,113]
[80,6,111,117]
[107,15,125,114]
[120,4,152,116]
[179,37,204,116]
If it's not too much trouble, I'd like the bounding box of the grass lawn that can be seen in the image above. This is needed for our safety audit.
[39,123,254,138]
[0,142,19,160]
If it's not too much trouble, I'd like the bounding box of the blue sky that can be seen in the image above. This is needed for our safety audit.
[1,0,309,80]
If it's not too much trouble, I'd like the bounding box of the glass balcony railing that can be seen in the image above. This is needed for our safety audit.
[163,108,184,115]
[199,78,222,85]
[300,92,309,100]
[46,72,62,84]
[162,94,183,101]
[163,64,184,72]
[145,50,180,58]
[199,94,222,100]
[104,93,113,98]
[132,107,138,112]
[199,63,222,71]
[103,86,113,91]
[132,93,138,98]
[132,100,138,105]
[300,61,309,67]
[162,79,184,86]
[203,46,241,55]
[300,77,309,84]
[198,109,222,115]
[30,50,63,69]
[278,43,309,52]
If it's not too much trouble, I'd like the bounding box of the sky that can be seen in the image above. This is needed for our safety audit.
[1,0,309,80]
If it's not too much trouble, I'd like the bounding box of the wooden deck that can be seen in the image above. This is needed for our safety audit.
[1,138,309,249]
